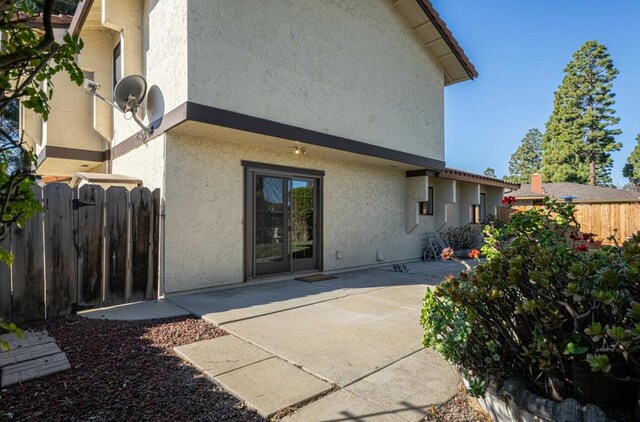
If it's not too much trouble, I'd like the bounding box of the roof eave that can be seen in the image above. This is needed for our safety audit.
[414,0,478,81]
[68,0,94,37]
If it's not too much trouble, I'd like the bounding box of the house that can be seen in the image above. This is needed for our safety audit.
[20,0,517,294]
[509,173,640,243]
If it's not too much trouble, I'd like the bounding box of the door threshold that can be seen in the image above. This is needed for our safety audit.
[247,269,320,284]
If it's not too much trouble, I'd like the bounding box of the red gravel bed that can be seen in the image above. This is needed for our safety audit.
[0,316,265,421]
[424,392,491,422]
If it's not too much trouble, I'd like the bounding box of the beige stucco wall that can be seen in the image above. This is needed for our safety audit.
[186,0,445,160]
[105,0,189,146]
[42,73,105,152]
[481,186,506,217]
[110,135,166,190]
[162,132,433,293]
[457,182,480,225]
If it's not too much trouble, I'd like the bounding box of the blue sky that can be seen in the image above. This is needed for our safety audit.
[432,0,640,185]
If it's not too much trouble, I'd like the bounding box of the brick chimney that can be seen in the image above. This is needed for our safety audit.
[531,173,543,194]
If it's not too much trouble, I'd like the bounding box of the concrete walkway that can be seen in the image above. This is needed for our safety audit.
[170,261,464,421]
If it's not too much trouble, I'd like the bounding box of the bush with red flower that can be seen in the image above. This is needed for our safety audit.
[421,198,640,417]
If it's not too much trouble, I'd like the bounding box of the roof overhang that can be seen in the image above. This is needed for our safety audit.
[69,172,142,188]
[408,168,519,189]
[36,145,107,177]
[393,0,478,85]
[69,0,94,36]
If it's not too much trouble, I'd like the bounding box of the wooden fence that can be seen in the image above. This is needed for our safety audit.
[508,202,640,245]
[0,183,161,323]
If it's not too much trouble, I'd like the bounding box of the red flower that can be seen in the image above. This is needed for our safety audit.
[468,249,481,259]
[502,196,516,205]
[575,244,588,253]
[441,247,454,261]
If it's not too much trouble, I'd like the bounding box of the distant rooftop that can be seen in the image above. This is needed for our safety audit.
[440,167,519,189]
[509,182,640,204]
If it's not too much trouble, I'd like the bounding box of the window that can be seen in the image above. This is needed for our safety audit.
[480,193,487,222]
[470,204,480,224]
[113,42,122,89]
[419,187,434,216]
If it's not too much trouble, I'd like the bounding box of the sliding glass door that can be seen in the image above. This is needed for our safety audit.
[246,164,322,278]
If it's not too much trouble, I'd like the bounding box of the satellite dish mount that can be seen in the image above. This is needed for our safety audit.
[84,74,153,142]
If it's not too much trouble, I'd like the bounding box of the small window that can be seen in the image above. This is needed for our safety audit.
[470,204,480,224]
[419,187,434,216]
[113,42,122,89]
[480,193,487,222]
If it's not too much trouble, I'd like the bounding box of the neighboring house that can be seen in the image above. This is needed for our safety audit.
[509,173,640,243]
[20,0,516,294]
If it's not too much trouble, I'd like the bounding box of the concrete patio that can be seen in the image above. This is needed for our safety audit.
[169,260,464,421]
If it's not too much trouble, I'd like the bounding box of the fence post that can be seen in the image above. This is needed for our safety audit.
[0,230,12,323]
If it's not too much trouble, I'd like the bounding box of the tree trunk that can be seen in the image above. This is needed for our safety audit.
[589,160,596,185]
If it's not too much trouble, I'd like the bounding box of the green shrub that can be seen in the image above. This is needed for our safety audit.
[421,198,640,402]
[439,225,482,251]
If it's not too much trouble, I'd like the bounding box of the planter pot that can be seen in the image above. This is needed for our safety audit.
[454,248,471,259]
[572,360,637,407]
[466,378,608,422]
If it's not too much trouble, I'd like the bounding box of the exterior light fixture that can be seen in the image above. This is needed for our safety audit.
[294,146,306,155]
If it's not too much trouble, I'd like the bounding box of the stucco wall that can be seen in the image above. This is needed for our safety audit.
[457,182,480,225]
[110,134,166,190]
[481,186,505,217]
[162,132,432,293]
[186,0,444,160]
[43,72,105,152]
[110,0,189,146]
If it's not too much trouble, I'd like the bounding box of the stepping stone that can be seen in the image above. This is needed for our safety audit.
[174,335,272,377]
[0,331,70,387]
[2,352,70,387]
[281,388,406,421]
[215,357,331,417]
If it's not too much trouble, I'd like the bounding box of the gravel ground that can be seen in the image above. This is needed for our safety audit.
[424,392,491,422]
[0,316,264,422]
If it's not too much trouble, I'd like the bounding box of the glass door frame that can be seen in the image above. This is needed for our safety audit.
[243,161,324,281]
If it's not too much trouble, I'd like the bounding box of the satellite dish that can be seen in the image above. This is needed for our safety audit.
[84,74,153,142]
[113,74,147,113]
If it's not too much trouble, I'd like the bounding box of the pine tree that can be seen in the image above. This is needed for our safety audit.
[506,129,542,183]
[623,133,640,187]
[483,167,497,178]
[541,41,622,186]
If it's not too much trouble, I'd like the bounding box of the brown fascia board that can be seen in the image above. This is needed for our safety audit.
[415,0,478,80]
[37,145,107,167]
[69,0,94,36]
[112,101,447,170]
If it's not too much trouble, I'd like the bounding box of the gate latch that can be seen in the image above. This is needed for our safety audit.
[72,199,95,210]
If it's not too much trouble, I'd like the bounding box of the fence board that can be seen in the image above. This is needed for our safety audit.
[104,187,128,305]
[11,186,45,323]
[150,189,161,299]
[44,184,76,318]
[77,185,105,308]
[130,188,151,302]
[0,231,12,323]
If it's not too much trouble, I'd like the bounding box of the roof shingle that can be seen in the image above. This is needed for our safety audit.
[509,183,640,203]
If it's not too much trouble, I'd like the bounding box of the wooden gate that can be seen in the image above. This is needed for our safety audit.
[0,183,161,323]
